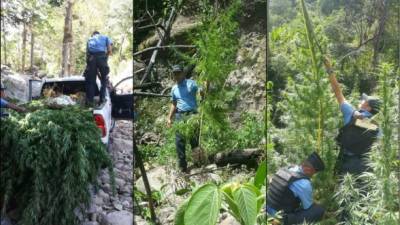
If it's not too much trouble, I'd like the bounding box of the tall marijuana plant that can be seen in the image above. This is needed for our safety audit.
[276,0,339,208]
[0,105,113,225]
[174,0,241,153]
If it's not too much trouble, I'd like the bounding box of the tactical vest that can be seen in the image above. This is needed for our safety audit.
[337,117,379,155]
[267,167,309,212]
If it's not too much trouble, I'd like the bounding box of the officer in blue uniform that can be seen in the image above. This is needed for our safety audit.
[267,152,325,224]
[324,58,381,175]
[167,65,199,173]
[85,31,112,106]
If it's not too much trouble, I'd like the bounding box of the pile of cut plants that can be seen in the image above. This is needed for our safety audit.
[0,96,114,225]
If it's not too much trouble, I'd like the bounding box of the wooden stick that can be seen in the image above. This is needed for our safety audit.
[133,45,196,57]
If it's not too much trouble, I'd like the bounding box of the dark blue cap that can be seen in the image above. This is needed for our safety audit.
[305,152,325,172]
[172,65,183,73]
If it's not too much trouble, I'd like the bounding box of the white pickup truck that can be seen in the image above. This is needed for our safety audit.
[28,76,133,149]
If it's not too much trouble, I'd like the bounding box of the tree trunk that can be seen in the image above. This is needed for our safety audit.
[61,0,74,77]
[2,18,7,65]
[21,22,27,72]
[372,0,388,69]
[208,148,263,168]
[30,24,35,72]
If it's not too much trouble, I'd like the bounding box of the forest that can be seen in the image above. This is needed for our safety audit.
[1,0,132,77]
[267,0,399,224]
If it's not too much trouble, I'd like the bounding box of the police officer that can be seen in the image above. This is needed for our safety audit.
[85,31,112,106]
[166,65,200,173]
[324,58,381,175]
[267,152,325,225]
[1,82,26,117]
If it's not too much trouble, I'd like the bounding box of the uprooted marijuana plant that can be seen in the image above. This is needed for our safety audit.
[0,103,114,225]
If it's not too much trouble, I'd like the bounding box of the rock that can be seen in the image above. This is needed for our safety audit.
[139,132,160,145]
[112,201,123,211]
[122,200,131,209]
[102,210,133,225]
[93,196,104,205]
[136,166,167,193]
[134,216,147,225]
[219,214,240,225]
[115,178,126,189]
[83,222,99,225]
[159,207,176,224]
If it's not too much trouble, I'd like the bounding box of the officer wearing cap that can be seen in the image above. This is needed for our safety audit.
[167,64,199,173]
[267,152,326,224]
[85,31,112,106]
[1,82,26,117]
[323,58,381,175]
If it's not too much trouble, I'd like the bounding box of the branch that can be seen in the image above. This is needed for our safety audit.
[133,45,196,57]
[134,68,145,74]
[136,22,162,31]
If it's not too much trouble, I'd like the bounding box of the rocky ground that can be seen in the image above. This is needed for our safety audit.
[82,121,134,225]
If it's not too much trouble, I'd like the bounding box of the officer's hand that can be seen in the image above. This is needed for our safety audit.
[167,119,173,128]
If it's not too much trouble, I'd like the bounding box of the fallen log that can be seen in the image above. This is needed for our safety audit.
[208,148,263,168]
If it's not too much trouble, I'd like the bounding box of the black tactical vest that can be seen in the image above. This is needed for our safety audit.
[267,167,309,212]
[337,117,379,155]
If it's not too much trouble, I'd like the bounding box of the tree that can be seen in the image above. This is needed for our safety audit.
[61,0,74,77]
[21,20,27,71]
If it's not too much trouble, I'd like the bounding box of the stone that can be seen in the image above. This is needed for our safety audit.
[135,166,167,193]
[93,196,103,205]
[83,222,99,225]
[134,216,147,225]
[115,178,126,189]
[219,214,241,225]
[112,202,123,211]
[102,210,133,225]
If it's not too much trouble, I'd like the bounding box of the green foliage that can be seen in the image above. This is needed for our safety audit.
[2,0,132,75]
[269,1,399,224]
[183,183,222,225]
[176,161,266,225]
[0,104,113,225]
[188,0,241,152]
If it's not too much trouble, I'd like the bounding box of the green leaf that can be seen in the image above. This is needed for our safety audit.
[253,160,266,189]
[175,188,191,196]
[233,186,258,225]
[221,188,241,222]
[175,199,189,225]
[184,183,221,225]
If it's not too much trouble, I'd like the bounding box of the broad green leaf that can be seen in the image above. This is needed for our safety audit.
[184,183,221,225]
[253,160,266,189]
[175,199,189,225]
[233,186,258,225]
[221,189,241,222]
[243,183,264,214]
